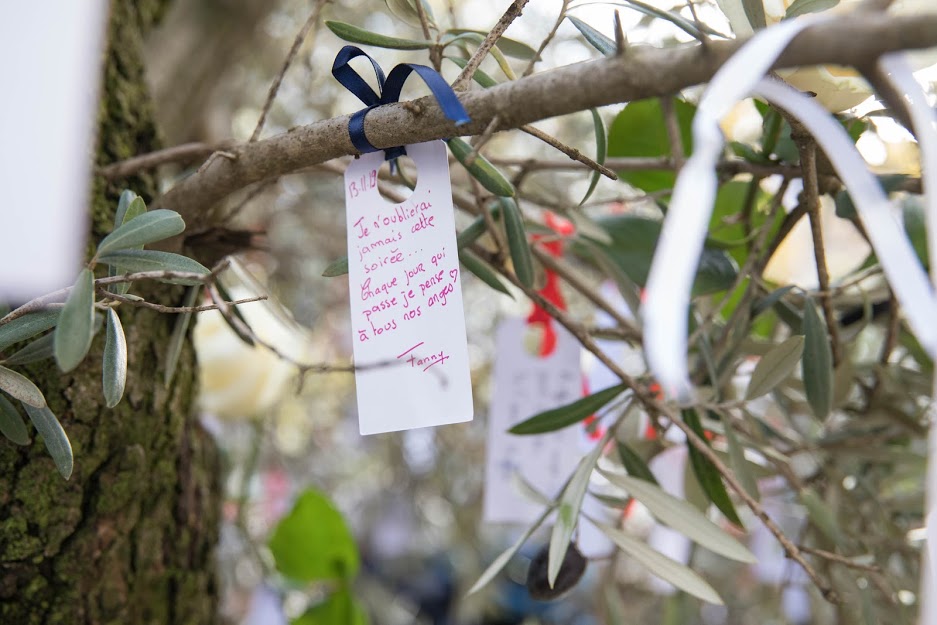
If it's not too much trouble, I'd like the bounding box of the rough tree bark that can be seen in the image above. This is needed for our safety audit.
[0,2,220,624]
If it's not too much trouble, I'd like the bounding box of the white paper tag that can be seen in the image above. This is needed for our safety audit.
[344,141,473,435]
[0,2,108,301]
[483,318,583,523]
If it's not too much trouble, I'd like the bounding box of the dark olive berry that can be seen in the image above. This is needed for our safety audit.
[525,541,587,600]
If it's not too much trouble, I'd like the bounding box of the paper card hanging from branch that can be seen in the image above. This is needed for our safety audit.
[0,1,108,301]
[483,318,583,524]
[345,141,473,435]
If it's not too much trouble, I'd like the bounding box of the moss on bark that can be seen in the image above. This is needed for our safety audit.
[0,1,220,623]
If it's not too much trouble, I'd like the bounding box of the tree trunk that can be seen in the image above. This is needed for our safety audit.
[0,2,220,623]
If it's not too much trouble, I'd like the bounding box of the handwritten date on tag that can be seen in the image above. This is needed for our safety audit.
[483,318,583,523]
[345,141,473,435]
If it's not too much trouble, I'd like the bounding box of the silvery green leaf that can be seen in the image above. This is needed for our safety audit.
[0,310,60,352]
[0,394,29,445]
[97,250,210,284]
[548,441,603,587]
[96,209,185,255]
[597,523,723,604]
[467,505,552,596]
[745,335,805,399]
[103,309,127,408]
[723,418,760,502]
[600,470,756,563]
[3,332,55,365]
[802,297,833,420]
[0,365,46,407]
[54,268,95,373]
[22,403,73,479]
[113,189,141,229]
[567,16,615,57]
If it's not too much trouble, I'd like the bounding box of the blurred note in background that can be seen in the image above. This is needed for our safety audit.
[0,2,108,301]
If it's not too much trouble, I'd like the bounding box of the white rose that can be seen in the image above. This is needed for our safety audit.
[194,284,312,420]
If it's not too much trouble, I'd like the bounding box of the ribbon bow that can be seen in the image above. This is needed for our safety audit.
[331,45,470,160]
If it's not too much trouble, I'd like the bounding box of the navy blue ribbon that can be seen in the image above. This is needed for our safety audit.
[331,45,470,160]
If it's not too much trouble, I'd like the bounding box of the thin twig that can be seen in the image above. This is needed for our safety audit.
[250,0,329,143]
[98,142,232,180]
[521,0,570,77]
[97,288,267,314]
[452,0,531,90]
[797,545,882,573]
[413,0,442,72]
[465,115,502,166]
[796,134,842,365]
[660,96,686,173]
[521,125,618,180]
[0,270,217,326]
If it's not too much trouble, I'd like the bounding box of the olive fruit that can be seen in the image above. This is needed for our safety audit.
[525,542,587,600]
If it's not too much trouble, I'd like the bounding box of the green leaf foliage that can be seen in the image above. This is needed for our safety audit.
[579,215,738,296]
[458,250,513,298]
[268,488,359,582]
[580,108,607,206]
[103,309,127,408]
[802,297,833,420]
[114,190,143,229]
[468,505,552,595]
[96,209,185,256]
[0,366,46,408]
[800,487,843,545]
[617,441,659,485]
[322,256,350,278]
[325,21,433,50]
[3,333,55,366]
[97,250,210,283]
[0,310,60,352]
[509,384,626,435]
[457,215,488,249]
[549,441,603,587]
[597,523,723,604]
[447,138,515,197]
[0,394,29,445]
[499,198,535,289]
[23,403,73,479]
[682,409,742,526]
[599,470,756,563]
[903,195,929,268]
[745,335,805,399]
[444,29,537,59]
[607,98,695,193]
[785,0,839,18]
[567,16,615,56]
[722,416,760,502]
[54,268,96,373]
[742,0,767,29]
[444,55,498,88]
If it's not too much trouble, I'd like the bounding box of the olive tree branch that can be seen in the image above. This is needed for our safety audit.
[150,13,937,235]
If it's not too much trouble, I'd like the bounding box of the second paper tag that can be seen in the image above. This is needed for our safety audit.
[483,318,583,523]
[344,141,473,435]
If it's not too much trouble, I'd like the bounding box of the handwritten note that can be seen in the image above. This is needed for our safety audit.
[483,318,583,523]
[345,141,473,435]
